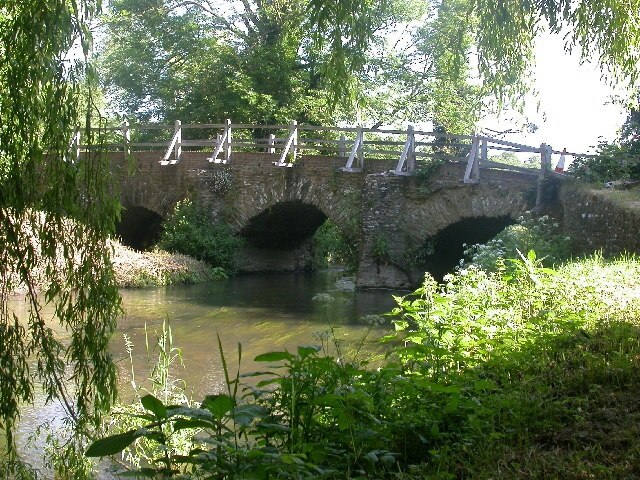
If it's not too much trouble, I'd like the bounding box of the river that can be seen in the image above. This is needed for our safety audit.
[10,270,405,475]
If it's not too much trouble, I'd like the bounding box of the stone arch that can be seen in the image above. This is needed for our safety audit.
[402,183,533,246]
[234,200,332,272]
[240,200,328,249]
[399,183,533,280]
[116,205,164,250]
[224,169,363,240]
[408,215,515,281]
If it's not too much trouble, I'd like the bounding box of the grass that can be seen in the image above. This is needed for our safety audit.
[83,253,640,479]
[409,254,640,479]
[571,181,640,212]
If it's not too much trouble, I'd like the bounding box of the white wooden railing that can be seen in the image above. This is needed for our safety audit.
[74,120,583,185]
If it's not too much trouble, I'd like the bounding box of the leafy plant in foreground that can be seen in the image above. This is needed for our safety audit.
[86,254,640,479]
[464,211,571,271]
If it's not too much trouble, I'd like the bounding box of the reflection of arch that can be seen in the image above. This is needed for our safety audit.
[411,216,514,281]
[241,201,327,249]
[116,205,164,251]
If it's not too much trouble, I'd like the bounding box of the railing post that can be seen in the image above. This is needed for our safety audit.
[480,137,488,165]
[339,134,346,158]
[472,135,484,180]
[122,120,131,156]
[224,119,232,162]
[394,125,416,175]
[536,143,551,207]
[344,126,363,171]
[407,124,415,173]
[268,133,275,154]
[290,120,298,162]
[174,120,182,160]
[357,127,364,169]
[463,135,480,183]
[73,128,81,162]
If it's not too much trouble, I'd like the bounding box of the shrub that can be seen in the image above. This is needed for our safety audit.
[158,199,243,274]
[464,211,571,271]
[569,141,640,183]
[86,254,640,479]
[311,220,358,271]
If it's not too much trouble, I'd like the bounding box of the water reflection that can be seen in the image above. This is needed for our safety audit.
[12,270,404,473]
[113,270,402,398]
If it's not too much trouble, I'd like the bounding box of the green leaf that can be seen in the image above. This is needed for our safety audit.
[173,418,215,431]
[257,378,283,387]
[255,422,290,432]
[167,406,214,422]
[233,404,269,426]
[201,394,234,420]
[85,429,145,457]
[140,394,166,419]
[254,351,294,362]
[297,345,320,359]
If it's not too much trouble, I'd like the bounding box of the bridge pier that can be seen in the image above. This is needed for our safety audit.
[356,175,414,289]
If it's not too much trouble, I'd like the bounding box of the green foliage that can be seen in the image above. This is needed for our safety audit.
[96,322,201,475]
[97,0,348,124]
[310,0,640,106]
[87,254,640,478]
[570,106,640,182]
[1,0,121,456]
[39,421,97,480]
[97,0,487,134]
[311,220,358,271]
[372,234,391,265]
[158,199,243,274]
[464,212,571,271]
[127,265,226,288]
[413,158,445,181]
[489,151,537,169]
[620,105,640,156]
[570,142,640,183]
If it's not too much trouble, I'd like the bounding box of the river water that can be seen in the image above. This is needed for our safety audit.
[113,270,401,396]
[10,270,405,473]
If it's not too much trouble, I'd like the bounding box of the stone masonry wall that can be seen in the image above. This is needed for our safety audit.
[561,185,640,256]
[110,152,542,286]
[355,164,539,288]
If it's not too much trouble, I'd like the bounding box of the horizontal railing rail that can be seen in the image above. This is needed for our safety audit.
[73,120,584,192]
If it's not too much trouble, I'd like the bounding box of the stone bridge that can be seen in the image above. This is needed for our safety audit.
[110,150,550,288]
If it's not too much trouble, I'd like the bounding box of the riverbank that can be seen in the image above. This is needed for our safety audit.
[84,253,640,479]
[4,240,220,295]
[111,242,223,287]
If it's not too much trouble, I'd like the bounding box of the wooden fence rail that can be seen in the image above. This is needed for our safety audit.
[74,120,584,193]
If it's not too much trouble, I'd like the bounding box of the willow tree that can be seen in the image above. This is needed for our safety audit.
[311,0,640,105]
[0,0,120,457]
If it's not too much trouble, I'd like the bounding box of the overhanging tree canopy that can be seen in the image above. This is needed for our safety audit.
[0,0,120,456]
[312,0,640,104]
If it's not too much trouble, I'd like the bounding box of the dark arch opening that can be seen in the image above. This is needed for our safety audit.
[412,215,514,281]
[241,201,327,249]
[116,206,164,251]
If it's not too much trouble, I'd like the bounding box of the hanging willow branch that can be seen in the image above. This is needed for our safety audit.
[0,0,122,454]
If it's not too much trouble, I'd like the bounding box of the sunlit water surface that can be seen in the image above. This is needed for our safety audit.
[8,270,404,476]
